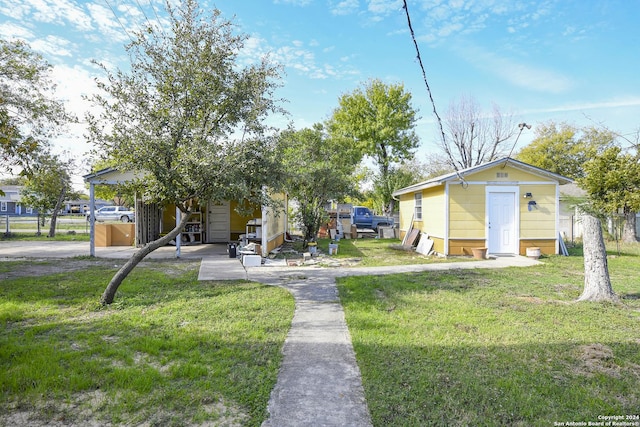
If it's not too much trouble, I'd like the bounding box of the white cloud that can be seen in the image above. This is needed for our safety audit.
[31,35,74,57]
[367,0,402,15]
[465,47,573,94]
[8,0,94,32]
[331,0,359,16]
[524,97,640,115]
[86,3,131,44]
[273,0,312,5]
[0,22,34,40]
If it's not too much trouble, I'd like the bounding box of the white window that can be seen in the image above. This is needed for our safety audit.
[414,192,422,220]
[1,201,7,212]
[26,207,33,214]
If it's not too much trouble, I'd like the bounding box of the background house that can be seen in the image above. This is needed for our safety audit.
[393,158,573,257]
[0,186,37,216]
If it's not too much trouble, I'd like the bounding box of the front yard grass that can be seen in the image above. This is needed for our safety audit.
[0,260,294,426]
[338,243,640,426]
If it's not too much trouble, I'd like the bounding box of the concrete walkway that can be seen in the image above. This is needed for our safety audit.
[236,256,542,426]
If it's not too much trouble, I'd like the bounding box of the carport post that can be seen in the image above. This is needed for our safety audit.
[89,183,96,257]
[175,206,181,258]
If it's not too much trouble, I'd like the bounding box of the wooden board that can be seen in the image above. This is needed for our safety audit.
[403,228,420,249]
[415,233,434,255]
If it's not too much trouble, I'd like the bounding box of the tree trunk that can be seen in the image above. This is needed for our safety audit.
[48,186,67,238]
[101,210,192,305]
[621,208,638,243]
[578,214,617,302]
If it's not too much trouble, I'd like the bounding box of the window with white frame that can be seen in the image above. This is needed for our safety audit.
[1,201,7,212]
[414,192,422,220]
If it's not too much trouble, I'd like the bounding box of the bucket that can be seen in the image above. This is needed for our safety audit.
[471,247,487,260]
[328,243,338,255]
[526,247,541,259]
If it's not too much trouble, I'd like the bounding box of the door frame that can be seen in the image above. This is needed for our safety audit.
[486,186,519,255]
[206,200,230,243]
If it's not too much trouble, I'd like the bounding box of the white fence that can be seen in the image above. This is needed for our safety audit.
[1,215,90,235]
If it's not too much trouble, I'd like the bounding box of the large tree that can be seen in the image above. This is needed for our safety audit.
[86,0,284,304]
[516,122,614,179]
[0,38,71,174]
[578,213,617,302]
[278,124,359,245]
[440,95,517,171]
[20,153,77,237]
[579,146,640,243]
[329,79,419,216]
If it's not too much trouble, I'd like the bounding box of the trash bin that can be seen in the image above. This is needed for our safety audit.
[228,243,237,258]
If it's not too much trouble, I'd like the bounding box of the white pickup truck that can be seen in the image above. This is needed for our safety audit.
[88,206,135,223]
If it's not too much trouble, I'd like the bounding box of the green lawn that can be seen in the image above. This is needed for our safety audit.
[338,243,640,426]
[0,260,294,426]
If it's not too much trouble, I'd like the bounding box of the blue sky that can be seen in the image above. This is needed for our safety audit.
[1,0,639,188]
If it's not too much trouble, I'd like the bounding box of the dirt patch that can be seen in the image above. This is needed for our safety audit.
[0,259,198,280]
[0,259,118,280]
[574,343,620,378]
[1,391,249,426]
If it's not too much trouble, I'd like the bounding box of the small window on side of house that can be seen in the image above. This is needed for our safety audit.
[1,201,7,212]
[414,192,422,220]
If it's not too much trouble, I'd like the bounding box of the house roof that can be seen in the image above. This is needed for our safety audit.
[0,185,22,202]
[83,167,142,185]
[392,157,574,197]
[559,182,587,198]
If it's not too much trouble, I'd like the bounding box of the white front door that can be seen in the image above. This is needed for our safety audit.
[207,201,230,243]
[488,191,517,254]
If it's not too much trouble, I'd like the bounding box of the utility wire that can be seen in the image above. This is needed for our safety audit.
[103,0,136,44]
[401,0,467,186]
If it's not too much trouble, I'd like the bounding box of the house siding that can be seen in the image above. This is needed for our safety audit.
[398,192,416,232]
[422,187,446,239]
[449,184,485,239]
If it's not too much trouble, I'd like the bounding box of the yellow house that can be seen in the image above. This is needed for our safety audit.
[392,158,573,257]
[84,168,288,257]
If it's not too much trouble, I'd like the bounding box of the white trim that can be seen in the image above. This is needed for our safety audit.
[451,180,561,186]
[414,192,422,220]
[486,186,520,255]
[555,184,560,255]
[444,182,450,255]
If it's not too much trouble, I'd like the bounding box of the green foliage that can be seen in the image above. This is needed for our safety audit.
[278,124,359,243]
[86,0,284,215]
[516,121,615,179]
[0,38,73,173]
[329,79,419,215]
[579,146,640,214]
[20,153,78,237]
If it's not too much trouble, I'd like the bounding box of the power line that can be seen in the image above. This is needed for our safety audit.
[103,0,136,44]
[401,0,467,186]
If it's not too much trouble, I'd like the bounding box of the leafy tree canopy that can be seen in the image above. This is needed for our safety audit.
[0,38,72,173]
[86,0,285,304]
[278,124,358,243]
[328,78,419,215]
[20,152,78,237]
[516,121,615,179]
